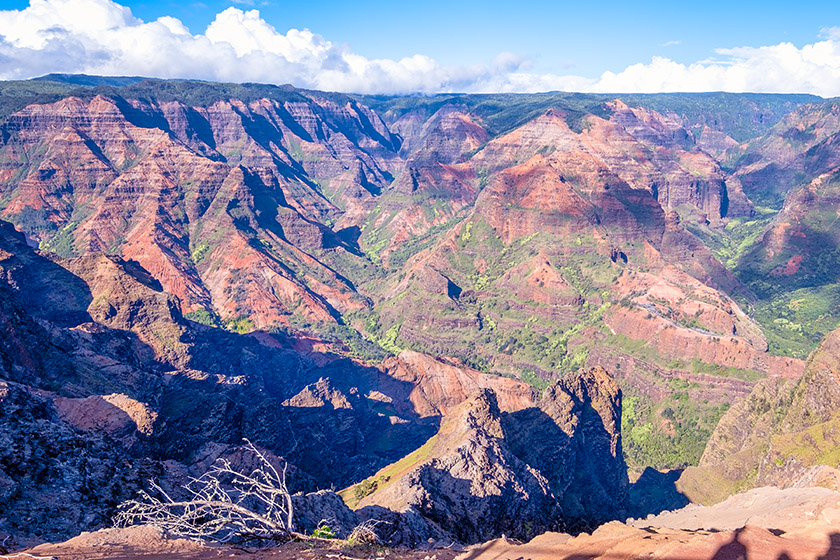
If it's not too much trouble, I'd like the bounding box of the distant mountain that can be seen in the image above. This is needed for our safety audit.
[33,74,151,87]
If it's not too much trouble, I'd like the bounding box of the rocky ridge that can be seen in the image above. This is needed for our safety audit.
[342,367,627,544]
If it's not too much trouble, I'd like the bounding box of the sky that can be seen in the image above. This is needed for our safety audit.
[0,0,839,95]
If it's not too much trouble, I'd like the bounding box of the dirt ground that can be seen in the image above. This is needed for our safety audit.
[15,487,840,560]
[16,526,461,560]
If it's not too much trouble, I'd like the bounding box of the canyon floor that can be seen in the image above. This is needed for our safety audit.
[18,486,840,560]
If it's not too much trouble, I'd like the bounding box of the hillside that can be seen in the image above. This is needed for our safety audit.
[678,327,840,504]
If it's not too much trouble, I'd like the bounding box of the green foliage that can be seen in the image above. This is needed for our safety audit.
[520,369,550,392]
[184,309,221,327]
[312,522,337,539]
[379,324,403,354]
[40,220,81,257]
[353,479,378,501]
[622,390,730,469]
[306,319,390,363]
[0,79,81,121]
[751,285,840,358]
[226,316,255,334]
[191,242,212,264]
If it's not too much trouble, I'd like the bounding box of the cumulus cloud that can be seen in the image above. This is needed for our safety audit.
[1,0,840,96]
[594,39,840,96]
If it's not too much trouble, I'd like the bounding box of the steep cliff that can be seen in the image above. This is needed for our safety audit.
[343,367,627,543]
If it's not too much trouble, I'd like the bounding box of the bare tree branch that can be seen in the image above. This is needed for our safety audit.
[114,439,298,545]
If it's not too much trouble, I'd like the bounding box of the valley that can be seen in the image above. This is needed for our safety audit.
[1,74,840,553]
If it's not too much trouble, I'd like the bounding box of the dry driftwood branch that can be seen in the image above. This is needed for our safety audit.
[114,439,297,544]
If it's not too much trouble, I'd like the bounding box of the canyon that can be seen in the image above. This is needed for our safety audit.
[1,75,840,553]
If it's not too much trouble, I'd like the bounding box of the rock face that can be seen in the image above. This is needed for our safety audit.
[344,367,627,544]
[678,328,840,504]
[0,91,390,329]
[504,366,627,527]
[734,99,840,206]
[0,381,153,545]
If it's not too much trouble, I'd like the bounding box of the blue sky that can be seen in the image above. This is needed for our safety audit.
[0,0,839,94]
[81,0,834,76]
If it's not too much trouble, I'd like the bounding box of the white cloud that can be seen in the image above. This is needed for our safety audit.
[591,38,840,96]
[0,0,839,96]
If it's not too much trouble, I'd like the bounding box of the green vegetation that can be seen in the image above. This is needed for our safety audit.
[226,316,255,334]
[294,318,391,363]
[184,308,221,327]
[190,241,212,264]
[622,388,730,469]
[520,370,550,392]
[352,479,378,501]
[752,285,840,358]
[340,434,439,509]
[312,522,337,539]
[770,412,840,468]
[686,206,778,271]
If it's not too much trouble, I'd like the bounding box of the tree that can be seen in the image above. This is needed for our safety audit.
[115,440,297,545]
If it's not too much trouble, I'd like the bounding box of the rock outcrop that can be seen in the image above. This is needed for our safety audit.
[343,367,627,544]
[0,381,154,547]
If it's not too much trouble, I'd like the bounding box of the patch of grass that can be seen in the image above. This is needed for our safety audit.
[339,434,439,509]
[770,413,840,466]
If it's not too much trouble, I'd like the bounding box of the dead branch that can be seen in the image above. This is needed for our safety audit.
[114,439,296,545]
[348,519,387,546]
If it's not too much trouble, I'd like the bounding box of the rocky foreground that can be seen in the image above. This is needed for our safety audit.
[19,486,840,560]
